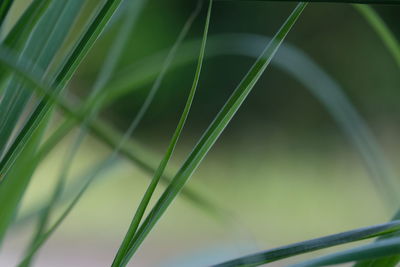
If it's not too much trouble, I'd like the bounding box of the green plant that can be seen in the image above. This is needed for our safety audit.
[0,0,399,266]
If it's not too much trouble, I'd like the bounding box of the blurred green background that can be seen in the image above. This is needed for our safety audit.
[2,1,400,266]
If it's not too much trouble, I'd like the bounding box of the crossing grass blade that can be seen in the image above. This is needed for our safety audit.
[100,33,399,207]
[350,5,400,266]
[0,0,79,246]
[213,220,400,266]
[352,212,400,266]
[17,157,117,267]
[13,159,120,229]
[217,0,400,4]
[0,111,49,246]
[17,1,207,255]
[0,0,13,28]
[291,237,400,267]
[0,30,222,239]
[10,32,394,234]
[0,0,123,248]
[111,1,208,265]
[0,0,123,180]
[0,0,52,78]
[114,3,307,266]
[0,0,79,161]
[19,1,147,264]
[353,4,400,68]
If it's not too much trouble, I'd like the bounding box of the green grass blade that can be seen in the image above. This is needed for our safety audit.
[0,0,122,246]
[354,5,400,68]
[353,211,400,266]
[212,221,400,266]
[13,159,120,229]
[117,3,307,265]
[111,1,208,265]
[0,0,84,246]
[351,5,400,266]
[0,0,51,97]
[1,0,52,56]
[0,0,76,160]
[0,31,224,220]
[0,40,221,236]
[19,1,146,264]
[0,0,123,180]
[0,0,13,28]
[104,33,398,206]
[0,111,49,246]
[17,8,209,255]
[17,159,117,267]
[218,0,400,4]
[6,31,393,231]
[291,237,400,267]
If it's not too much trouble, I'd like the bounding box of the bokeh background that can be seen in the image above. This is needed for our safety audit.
[1,0,400,266]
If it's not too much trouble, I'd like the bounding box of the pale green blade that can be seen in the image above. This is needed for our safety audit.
[104,32,399,206]
[291,237,400,267]
[213,221,400,266]
[222,0,400,4]
[118,3,307,266]
[353,5,400,69]
[20,1,146,264]
[111,1,209,265]
[0,0,123,179]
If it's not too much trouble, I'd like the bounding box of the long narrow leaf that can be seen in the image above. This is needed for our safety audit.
[218,0,400,4]
[353,211,400,266]
[11,33,393,233]
[0,0,123,246]
[103,33,399,206]
[0,29,221,242]
[213,220,400,266]
[0,0,13,28]
[118,3,307,265]
[291,237,400,267]
[19,1,147,264]
[0,0,123,180]
[112,1,209,265]
[0,112,49,246]
[353,5,400,68]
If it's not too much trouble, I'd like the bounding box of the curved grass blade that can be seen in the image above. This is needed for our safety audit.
[117,3,307,265]
[17,156,118,267]
[351,5,400,266]
[0,0,124,181]
[0,111,49,246]
[0,0,52,86]
[353,211,400,266]
[0,0,77,160]
[354,4,400,69]
[291,237,400,267]
[103,33,399,206]
[7,32,395,230]
[0,39,221,240]
[0,0,13,28]
[111,1,208,265]
[19,1,147,264]
[1,0,51,48]
[0,0,85,245]
[217,0,400,4]
[0,0,122,246]
[18,4,208,255]
[212,220,400,266]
